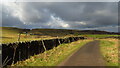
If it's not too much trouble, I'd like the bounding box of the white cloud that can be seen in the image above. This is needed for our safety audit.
[76,21,87,25]
[61,23,69,28]
[47,15,70,28]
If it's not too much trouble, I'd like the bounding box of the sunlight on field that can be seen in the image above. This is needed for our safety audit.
[1,35,56,44]
[100,39,119,66]
[1,28,55,43]
[1,27,119,44]
[1,28,75,44]
[1,27,77,44]
[81,34,119,38]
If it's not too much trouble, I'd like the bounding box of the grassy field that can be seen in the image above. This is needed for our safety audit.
[12,39,92,66]
[1,27,120,66]
[81,34,119,38]
[100,39,119,66]
[1,27,119,44]
[1,27,76,44]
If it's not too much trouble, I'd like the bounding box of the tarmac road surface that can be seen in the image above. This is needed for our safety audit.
[58,40,105,66]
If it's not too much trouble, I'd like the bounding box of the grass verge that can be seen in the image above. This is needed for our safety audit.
[12,39,91,66]
[100,39,119,66]
[81,34,119,38]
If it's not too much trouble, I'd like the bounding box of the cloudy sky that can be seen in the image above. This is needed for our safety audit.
[1,2,119,32]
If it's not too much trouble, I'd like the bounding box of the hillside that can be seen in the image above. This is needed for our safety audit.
[1,27,119,36]
[1,27,119,43]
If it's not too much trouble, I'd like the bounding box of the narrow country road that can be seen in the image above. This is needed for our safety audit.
[58,40,105,66]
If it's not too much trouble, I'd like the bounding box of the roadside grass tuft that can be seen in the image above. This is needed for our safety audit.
[100,39,119,66]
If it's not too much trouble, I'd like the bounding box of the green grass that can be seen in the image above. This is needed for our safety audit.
[1,27,55,44]
[1,27,76,44]
[81,34,119,38]
[13,40,91,66]
[1,27,119,44]
[100,39,118,66]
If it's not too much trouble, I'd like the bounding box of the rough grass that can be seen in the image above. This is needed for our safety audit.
[1,27,75,44]
[1,27,57,43]
[1,27,119,44]
[81,34,119,38]
[100,39,119,66]
[1,27,76,44]
[12,39,91,66]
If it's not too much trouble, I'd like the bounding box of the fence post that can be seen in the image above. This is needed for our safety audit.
[72,37,74,41]
[12,44,18,65]
[69,37,71,43]
[28,45,30,58]
[41,39,46,51]
[41,38,47,59]
[18,33,21,41]
[57,36,61,45]
[19,51,21,61]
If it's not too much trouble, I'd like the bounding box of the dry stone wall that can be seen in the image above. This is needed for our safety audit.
[2,37,85,66]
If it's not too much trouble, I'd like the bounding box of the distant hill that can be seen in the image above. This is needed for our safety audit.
[1,27,119,43]
[1,27,119,37]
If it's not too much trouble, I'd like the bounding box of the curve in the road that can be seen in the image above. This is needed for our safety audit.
[58,40,105,66]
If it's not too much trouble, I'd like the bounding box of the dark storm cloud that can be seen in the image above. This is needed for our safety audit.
[46,2,118,28]
[1,2,118,32]
[2,4,27,28]
[18,3,51,23]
